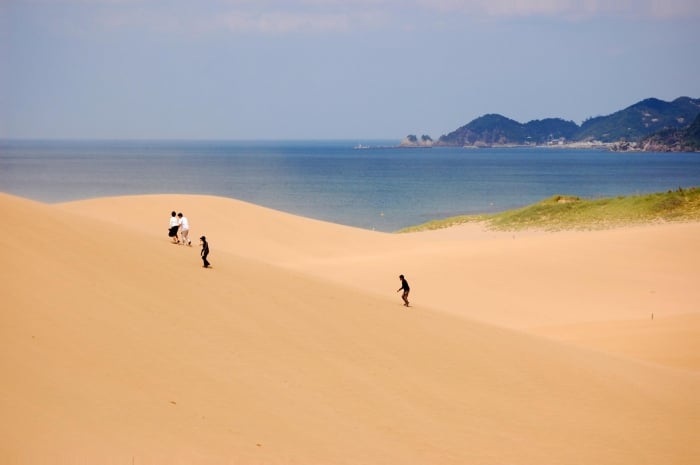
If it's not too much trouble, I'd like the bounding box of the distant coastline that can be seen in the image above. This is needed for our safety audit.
[392,135,699,153]
[404,96,700,153]
[357,140,615,150]
[4,140,700,232]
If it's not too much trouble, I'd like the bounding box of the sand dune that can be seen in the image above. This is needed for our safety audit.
[3,192,699,464]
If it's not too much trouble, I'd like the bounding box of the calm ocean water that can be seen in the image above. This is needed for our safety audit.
[2,140,700,232]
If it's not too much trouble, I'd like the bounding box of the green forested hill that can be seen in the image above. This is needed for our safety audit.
[641,113,700,152]
[576,97,700,142]
[435,96,700,147]
[438,114,578,146]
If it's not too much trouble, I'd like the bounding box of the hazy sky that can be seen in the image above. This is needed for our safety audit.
[2,0,699,140]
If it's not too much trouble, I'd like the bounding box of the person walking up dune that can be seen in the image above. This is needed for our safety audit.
[178,212,191,246]
[397,274,410,307]
[200,235,211,268]
[168,211,180,244]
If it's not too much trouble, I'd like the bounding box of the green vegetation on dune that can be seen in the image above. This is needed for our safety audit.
[398,187,700,233]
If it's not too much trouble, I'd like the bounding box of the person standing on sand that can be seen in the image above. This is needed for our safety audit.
[168,211,180,243]
[200,235,211,268]
[397,274,410,307]
[178,212,191,246]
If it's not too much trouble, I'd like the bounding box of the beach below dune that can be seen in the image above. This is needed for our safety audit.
[3,192,700,464]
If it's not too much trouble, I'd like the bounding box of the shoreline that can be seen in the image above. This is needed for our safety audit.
[3,141,700,233]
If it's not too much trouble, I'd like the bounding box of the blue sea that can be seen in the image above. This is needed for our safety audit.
[2,140,700,232]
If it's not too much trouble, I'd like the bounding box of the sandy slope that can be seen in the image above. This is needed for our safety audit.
[59,194,700,365]
[2,192,699,464]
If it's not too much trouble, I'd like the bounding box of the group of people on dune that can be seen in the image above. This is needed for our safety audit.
[168,211,210,268]
[168,211,191,246]
[167,211,411,302]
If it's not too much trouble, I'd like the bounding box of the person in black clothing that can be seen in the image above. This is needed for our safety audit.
[168,211,180,243]
[397,274,410,307]
[200,235,211,268]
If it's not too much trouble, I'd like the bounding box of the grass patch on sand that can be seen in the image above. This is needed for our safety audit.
[398,187,700,233]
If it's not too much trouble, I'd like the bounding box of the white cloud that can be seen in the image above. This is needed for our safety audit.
[14,0,700,20]
[70,0,388,36]
[28,0,699,39]
[217,10,384,34]
[414,0,700,20]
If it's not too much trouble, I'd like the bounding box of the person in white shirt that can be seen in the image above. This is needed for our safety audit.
[168,211,180,243]
[177,212,191,246]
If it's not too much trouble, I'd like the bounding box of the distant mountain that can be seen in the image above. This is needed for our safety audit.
[524,118,580,143]
[639,113,700,152]
[577,97,700,142]
[437,114,578,147]
[434,96,700,147]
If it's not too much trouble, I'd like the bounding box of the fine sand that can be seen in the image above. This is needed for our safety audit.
[2,192,699,464]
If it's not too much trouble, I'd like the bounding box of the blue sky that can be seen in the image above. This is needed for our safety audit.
[2,0,699,140]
